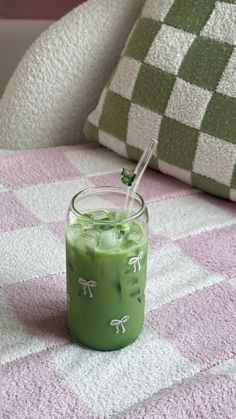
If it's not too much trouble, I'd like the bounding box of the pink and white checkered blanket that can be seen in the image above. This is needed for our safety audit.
[1,143,236,418]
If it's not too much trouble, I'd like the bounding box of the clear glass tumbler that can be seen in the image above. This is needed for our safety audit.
[66,186,148,351]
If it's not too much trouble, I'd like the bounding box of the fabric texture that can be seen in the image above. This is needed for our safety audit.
[0,0,145,149]
[85,0,236,202]
[1,143,236,418]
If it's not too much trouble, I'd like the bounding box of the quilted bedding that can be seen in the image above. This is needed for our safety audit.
[1,143,236,418]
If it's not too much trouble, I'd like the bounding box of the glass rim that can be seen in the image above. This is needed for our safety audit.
[70,185,146,224]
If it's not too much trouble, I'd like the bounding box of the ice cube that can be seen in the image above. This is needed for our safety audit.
[115,229,122,240]
[66,222,83,244]
[78,234,97,255]
[83,221,93,231]
[118,223,130,237]
[128,232,142,244]
[83,229,99,244]
[92,210,110,221]
[98,229,119,249]
[84,229,98,238]
[114,211,125,222]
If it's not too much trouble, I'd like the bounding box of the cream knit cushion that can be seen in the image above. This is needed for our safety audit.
[0,0,145,149]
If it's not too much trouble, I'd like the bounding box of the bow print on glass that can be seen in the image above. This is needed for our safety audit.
[110,315,129,334]
[78,277,97,298]
[129,251,144,272]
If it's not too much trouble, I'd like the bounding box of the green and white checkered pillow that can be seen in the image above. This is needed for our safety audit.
[84,0,236,201]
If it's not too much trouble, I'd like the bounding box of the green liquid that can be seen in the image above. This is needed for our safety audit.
[66,210,148,351]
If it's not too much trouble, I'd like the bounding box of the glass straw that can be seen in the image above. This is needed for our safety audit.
[123,138,158,216]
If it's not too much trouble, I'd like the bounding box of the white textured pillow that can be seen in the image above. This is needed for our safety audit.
[0,0,144,149]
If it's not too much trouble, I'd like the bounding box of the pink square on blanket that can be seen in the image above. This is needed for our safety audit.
[4,273,70,348]
[2,352,98,419]
[90,169,195,202]
[0,191,39,232]
[121,374,236,419]
[0,147,81,189]
[178,224,236,279]
[146,282,236,367]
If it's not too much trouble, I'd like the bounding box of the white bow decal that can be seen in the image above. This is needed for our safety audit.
[78,277,97,298]
[129,251,144,272]
[110,315,129,334]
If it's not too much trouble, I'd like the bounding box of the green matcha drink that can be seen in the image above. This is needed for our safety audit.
[66,187,149,351]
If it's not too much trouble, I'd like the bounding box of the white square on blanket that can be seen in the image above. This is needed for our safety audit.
[193,133,236,187]
[210,357,236,380]
[52,328,199,417]
[165,78,212,129]
[148,195,236,239]
[127,103,162,149]
[142,0,175,22]
[16,178,92,222]
[109,57,141,100]
[201,2,236,46]
[66,147,133,175]
[145,24,195,75]
[0,295,45,364]
[230,277,236,290]
[146,243,224,312]
[0,226,65,286]
[0,184,7,192]
[217,48,236,99]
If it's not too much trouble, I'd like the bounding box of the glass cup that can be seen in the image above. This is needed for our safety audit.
[66,186,148,351]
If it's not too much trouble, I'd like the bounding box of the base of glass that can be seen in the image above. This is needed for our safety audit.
[69,326,142,352]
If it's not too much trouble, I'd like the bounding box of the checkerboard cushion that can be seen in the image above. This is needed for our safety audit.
[84,0,236,202]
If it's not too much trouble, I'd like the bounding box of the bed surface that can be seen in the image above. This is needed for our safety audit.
[1,143,236,418]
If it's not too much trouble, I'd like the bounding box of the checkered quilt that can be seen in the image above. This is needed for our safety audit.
[1,143,236,418]
[85,0,236,202]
